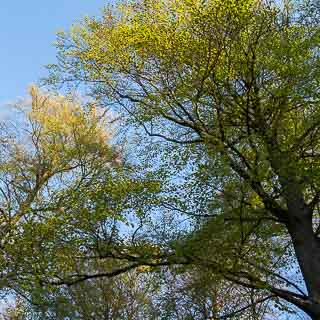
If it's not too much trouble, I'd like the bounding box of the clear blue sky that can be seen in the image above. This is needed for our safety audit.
[0,1,108,104]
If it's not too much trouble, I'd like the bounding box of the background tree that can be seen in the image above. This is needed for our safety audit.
[0,86,164,315]
[5,269,277,320]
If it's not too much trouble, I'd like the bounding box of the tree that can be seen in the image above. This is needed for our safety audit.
[11,271,160,320]
[44,0,320,317]
[0,298,27,320]
[0,86,165,314]
[0,85,110,294]
[6,268,277,320]
[0,87,265,319]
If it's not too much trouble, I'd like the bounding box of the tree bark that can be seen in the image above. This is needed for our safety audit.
[286,200,320,319]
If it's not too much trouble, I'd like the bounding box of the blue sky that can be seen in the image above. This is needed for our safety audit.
[0,1,108,104]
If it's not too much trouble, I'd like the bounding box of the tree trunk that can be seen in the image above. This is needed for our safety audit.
[286,201,320,319]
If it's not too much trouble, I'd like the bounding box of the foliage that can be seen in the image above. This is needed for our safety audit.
[0,87,164,313]
[6,0,320,318]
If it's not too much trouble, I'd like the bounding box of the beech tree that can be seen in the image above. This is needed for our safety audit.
[0,86,165,314]
[43,0,320,318]
[0,86,114,289]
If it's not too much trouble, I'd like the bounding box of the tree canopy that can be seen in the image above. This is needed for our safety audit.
[1,0,320,319]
